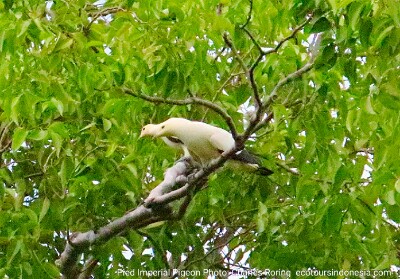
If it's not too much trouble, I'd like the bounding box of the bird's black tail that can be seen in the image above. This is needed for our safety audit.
[231,150,273,176]
[255,166,274,176]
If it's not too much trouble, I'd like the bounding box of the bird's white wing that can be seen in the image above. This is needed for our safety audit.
[209,131,235,153]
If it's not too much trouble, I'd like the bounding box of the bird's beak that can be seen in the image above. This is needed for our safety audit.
[139,130,154,139]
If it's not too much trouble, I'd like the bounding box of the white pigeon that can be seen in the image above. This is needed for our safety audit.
[140,118,273,176]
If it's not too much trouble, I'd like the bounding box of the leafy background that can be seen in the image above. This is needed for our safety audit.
[0,0,399,277]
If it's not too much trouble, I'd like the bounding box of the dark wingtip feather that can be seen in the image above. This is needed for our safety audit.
[256,166,274,176]
[231,149,261,165]
[231,150,273,176]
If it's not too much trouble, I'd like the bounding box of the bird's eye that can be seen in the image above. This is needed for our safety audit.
[142,127,145,131]
[161,125,165,129]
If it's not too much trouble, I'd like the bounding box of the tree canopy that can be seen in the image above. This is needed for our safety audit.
[0,0,400,278]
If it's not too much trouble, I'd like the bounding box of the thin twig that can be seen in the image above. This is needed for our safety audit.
[77,257,99,279]
[136,230,170,269]
[242,28,263,54]
[263,54,317,110]
[223,33,262,111]
[276,161,300,175]
[202,70,245,122]
[218,71,246,92]
[263,18,313,56]
[240,0,253,29]
[183,228,242,269]
[24,172,44,179]
[85,7,125,34]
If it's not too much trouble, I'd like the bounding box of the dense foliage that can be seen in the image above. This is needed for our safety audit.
[0,0,399,277]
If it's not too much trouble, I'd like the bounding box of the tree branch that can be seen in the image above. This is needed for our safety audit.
[144,157,195,206]
[84,7,125,34]
[262,17,313,56]
[58,205,159,278]
[122,87,238,140]
[262,33,321,112]
[223,33,262,111]
[77,257,99,279]
[243,32,322,140]
[222,18,313,137]
[240,0,253,29]
[58,145,241,278]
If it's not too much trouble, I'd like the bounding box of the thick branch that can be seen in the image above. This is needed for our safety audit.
[144,157,196,206]
[58,145,243,278]
[58,205,158,278]
[144,147,239,207]
[59,159,193,278]
[122,87,238,140]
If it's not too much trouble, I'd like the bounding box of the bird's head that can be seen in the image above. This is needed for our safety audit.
[140,123,169,138]
[140,124,158,138]
[140,118,188,138]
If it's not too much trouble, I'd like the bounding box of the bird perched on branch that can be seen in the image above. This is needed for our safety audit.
[140,118,273,176]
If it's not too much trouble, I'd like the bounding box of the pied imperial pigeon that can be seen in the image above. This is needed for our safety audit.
[140,118,273,176]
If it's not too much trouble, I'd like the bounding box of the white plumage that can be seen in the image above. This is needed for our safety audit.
[139,123,191,157]
[140,118,272,176]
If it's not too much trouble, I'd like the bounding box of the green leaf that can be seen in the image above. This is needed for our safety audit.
[41,262,60,278]
[28,130,48,141]
[349,2,365,31]
[39,198,50,223]
[7,239,22,266]
[257,202,268,233]
[386,204,400,223]
[103,118,112,132]
[377,93,400,110]
[385,190,396,206]
[315,44,337,69]
[0,168,12,184]
[51,132,63,157]
[360,20,373,47]
[22,262,32,276]
[51,98,64,116]
[395,179,400,193]
[310,17,331,33]
[18,20,31,37]
[374,26,394,48]
[12,127,28,151]
[54,38,74,52]
[11,95,21,124]
[364,96,376,114]
[125,163,138,178]
[105,142,118,157]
